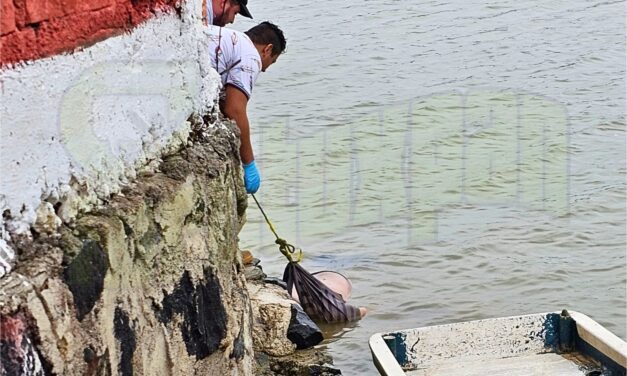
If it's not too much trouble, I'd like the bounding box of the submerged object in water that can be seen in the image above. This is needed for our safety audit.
[283,261,367,324]
[291,270,353,302]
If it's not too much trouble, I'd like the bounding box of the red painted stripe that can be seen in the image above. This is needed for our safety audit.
[1,0,180,67]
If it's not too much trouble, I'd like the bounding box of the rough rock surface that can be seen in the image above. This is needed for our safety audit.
[255,348,342,376]
[248,280,334,375]
[0,117,253,375]
[248,282,297,357]
[287,305,324,350]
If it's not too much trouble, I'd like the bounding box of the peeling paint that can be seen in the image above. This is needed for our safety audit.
[543,312,561,351]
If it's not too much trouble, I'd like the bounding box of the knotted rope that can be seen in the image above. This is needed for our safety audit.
[251,194,302,263]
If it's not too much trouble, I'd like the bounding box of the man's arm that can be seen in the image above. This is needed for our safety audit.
[222,85,254,164]
[222,84,261,193]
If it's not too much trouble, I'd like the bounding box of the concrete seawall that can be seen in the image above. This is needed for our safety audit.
[0,118,254,374]
[0,1,257,373]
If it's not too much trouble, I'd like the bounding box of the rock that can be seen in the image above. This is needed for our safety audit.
[244,265,266,281]
[248,282,296,357]
[309,364,343,375]
[33,202,62,235]
[249,281,343,375]
[0,110,342,376]
[264,276,288,290]
[287,304,323,350]
[257,348,343,376]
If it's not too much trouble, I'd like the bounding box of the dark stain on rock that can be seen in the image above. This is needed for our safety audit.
[96,349,112,376]
[83,345,112,376]
[157,271,195,323]
[53,202,63,216]
[157,268,227,359]
[113,307,136,376]
[141,175,181,207]
[84,346,97,364]
[139,219,162,251]
[230,327,246,360]
[122,220,133,237]
[63,240,109,321]
[236,192,247,218]
[185,197,206,225]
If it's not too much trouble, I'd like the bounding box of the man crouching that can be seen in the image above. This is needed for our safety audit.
[208,22,287,194]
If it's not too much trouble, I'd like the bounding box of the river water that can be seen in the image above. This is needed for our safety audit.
[234,1,626,374]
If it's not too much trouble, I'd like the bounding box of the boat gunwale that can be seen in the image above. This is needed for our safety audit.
[369,310,627,376]
[569,311,627,371]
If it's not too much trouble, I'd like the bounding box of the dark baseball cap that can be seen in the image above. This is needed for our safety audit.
[237,0,253,19]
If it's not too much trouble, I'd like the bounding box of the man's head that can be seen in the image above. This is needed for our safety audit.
[212,0,252,26]
[245,22,287,72]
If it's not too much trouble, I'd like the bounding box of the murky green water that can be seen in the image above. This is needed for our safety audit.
[235,1,626,374]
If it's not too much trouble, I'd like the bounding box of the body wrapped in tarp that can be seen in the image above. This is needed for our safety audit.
[283,261,362,323]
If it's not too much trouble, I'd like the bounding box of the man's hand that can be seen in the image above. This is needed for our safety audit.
[243,160,261,193]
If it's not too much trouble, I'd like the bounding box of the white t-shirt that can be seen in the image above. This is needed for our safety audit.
[207,26,261,99]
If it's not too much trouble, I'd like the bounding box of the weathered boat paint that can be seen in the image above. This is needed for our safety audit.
[370,311,627,376]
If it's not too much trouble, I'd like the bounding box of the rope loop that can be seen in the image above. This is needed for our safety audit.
[275,238,302,263]
[251,194,303,263]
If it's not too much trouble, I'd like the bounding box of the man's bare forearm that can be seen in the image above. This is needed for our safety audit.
[236,117,254,164]
[223,85,254,164]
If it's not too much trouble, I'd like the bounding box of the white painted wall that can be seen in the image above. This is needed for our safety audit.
[0,0,221,277]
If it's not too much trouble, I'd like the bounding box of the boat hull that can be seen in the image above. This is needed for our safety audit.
[369,310,627,376]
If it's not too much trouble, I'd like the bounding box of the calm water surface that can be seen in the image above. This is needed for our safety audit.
[235,1,626,374]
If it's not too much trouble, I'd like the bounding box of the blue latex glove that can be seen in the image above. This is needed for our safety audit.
[243,160,261,194]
